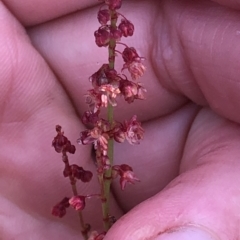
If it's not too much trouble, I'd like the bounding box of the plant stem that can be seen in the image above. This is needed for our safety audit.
[100,9,118,231]
[62,153,88,240]
[96,148,110,230]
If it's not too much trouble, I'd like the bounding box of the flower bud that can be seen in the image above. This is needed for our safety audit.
[98,155,111,170]
[70,164,93,182]
[52,134,68,153]
[81,111,99,125]
[110,28,122,41]
[52,125,76,154]
[98,9,110,25]
[113,129,125,143]
[69,195,86,211]
[119,79,146,103]
[77,130,95,145]
[113,164,140,190]
[90,64,110,88]
[52,197,70,218]
[105,0,122,10]
[121,47,146,80]
[63,164,71,177]
[118,19,134,37]
[81,170,93,183]
[67,144,76,154]
[52,205,66,218]
[125,115,144,145]
[122,47,139,63]
[94,27,110,47]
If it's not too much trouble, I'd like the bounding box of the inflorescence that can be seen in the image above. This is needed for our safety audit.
[51,0,146,239]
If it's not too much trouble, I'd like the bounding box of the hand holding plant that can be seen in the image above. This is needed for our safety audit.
[2,0,240,240]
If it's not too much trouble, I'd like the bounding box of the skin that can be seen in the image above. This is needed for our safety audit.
[1,0,240,239]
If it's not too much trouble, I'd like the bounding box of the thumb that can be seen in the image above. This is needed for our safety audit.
[104,109,240,240]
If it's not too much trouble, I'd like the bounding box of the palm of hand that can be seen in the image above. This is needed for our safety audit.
[1,0,240,239]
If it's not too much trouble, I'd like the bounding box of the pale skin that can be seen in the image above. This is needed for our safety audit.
[1,0,240,239]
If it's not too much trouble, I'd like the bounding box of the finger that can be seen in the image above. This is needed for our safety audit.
[153,0,240,123]
[28,0,240,125]
[27,0,187,123]
[2,0,97,26]
[211,0,240,9]
[0,3,121,239]
[27,0,240,207]
[112,102,199,211]
[104,108,240,240]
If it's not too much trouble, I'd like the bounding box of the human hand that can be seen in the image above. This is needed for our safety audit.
[1,0,240,239]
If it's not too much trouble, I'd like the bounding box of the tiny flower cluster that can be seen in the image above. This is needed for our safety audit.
[77,115,143,185]
[76,0,146,231]
[113,115,144,145]
[78,115,144,150]
[52,197,70,218]
[82,5,147,193]
[52,125,76,154]
[51,0,146,239]
[86,63,146,114]
[63,164,93,183]
[112,164,140,190]
[75,0,145,235]
[121,46,146,80]
[69,195,86,211]
[92,1,146,112]
[51,125,95,229]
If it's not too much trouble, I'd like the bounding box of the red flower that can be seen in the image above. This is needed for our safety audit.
[88,65,121,111]
[52,205,66,218]
[69,196,86,211]
[119,79,146,103]
[104,0,122,10]
[81,111,100,126]
[113,164,140,190]
[85,89,102,113]
[113,125,126,143]
[110,27,122,41]
[98,84,121,107]
[121,47,146,80]
[112,115,144,144]
[52,197,70,218]
[94,27,110,47]
[77,129,97,145]
[63,164,71,177]
[90,64,119,89]
[52,125,76,154]
[97,9,110,25]
[90,64,111,89]
[99,155,111,170]
[118,19,134,37]
[77,120,110,156]
[70,164,93,182]
[80,170,94,183]
[125,115,144,145]
[122,47,139,63]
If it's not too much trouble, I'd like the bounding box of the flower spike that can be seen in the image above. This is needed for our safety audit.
[50,0,146,236]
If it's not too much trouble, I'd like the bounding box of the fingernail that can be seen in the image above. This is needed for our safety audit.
[154,226,219,240]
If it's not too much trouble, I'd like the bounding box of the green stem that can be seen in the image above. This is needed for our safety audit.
[63,154,88,240]
[71,183,88,240]
[100,9,118,231]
